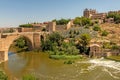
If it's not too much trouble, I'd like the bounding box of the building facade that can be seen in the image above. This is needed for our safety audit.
[83,8,97,18]
[83,8,107,20]
[90,44,102,58]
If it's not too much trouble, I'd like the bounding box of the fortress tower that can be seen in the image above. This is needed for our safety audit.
[83,8,97,18]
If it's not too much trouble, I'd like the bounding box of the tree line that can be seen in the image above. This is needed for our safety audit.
[41,32,91,55]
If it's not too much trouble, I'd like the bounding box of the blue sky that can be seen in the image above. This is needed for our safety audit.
[0,0,120,27]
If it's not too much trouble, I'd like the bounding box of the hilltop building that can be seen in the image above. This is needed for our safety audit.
[83,8,120,23]
[83,8,107,20]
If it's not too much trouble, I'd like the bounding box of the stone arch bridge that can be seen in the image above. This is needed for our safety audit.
[0,32,49,62]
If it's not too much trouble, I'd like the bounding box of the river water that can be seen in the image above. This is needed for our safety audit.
[0,52,120,80]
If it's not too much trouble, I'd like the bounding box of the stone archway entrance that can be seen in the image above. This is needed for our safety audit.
[90,44,102,58]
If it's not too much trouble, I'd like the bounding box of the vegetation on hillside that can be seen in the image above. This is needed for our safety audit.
[52,18,70,25]
[76,33,91,54]
[106,56,120,62]
[0,71,8,80]
[73,17,92,26]
[102,41,119,51]
[41,32,80,57]
[101,30,109,36]
[41,31,92,59]
[107,13,120,24]
[12,37,29,52]
[19,24,33,28]
[62,27,97,39]
[93,25,101,31]
[22,74,38,80]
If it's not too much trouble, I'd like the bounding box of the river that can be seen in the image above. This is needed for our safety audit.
[0,52,120,80]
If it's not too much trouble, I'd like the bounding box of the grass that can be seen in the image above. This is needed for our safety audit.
[64,60,75,64]
[49,54,83,60]
[22,74,38,80]
[106,56,120,62]
[0,71,8,80]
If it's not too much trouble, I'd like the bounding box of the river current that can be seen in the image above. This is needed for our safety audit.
[0,52,120,80]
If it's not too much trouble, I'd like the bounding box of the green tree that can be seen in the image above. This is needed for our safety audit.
[111,45,119,50]
[60,42,79,55]
[53,18,70,25]
[103,42,111,49]
[0,71,8,80]
[48,32,63,46]
[93,25,101,31]
[107,13,120,24]
[79,33,91,54]
[22,74,38,80]
[81,17,92,26]
[19,24,33,28]
[52,19,57,22]
[41,32,79,55]
[73,17,81,26]
[15,37,26,48]
[67,46,79,55]
[73,17,92,26]
[80,34,91,47]
[101,30,109,36]
[41,40,54,51]
[41,32,63,51]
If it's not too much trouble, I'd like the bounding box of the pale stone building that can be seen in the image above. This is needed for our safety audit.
[90,44,102,58]
[83,8,107,20]
[83,8,97,18]
[18,28,33,32]
[46,22,56,32]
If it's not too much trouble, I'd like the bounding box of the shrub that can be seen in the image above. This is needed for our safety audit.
[19,24,33,28]
[0,71,8,80]
[49,55,82,60]
[93,25,101,31]
[101,30,109,36]
[73,17,92,26]
[22,74,38,80]
[53,18,70,25]
[103,42,111,49]
[64,60,75,64]
[111,45,119,50]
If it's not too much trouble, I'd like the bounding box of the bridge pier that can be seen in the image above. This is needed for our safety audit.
[0,50,8,62]
[33,33,41,49]
[4,50,8,61]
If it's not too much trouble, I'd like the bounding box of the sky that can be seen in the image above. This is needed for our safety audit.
[0,0,120,27]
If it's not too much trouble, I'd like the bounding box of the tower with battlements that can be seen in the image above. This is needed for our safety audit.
[83,8,97,18]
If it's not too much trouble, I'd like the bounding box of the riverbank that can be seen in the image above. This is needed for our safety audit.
[49,54,84,60]
[9,44,28,53]
[106,56,120,62]
[2,51,120,80]
[0,71,8,79]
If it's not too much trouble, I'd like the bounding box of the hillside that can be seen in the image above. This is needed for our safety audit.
[99,23,120,45]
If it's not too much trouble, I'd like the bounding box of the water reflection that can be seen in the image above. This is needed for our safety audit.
[0,52,120,80]
[0,52,65,80]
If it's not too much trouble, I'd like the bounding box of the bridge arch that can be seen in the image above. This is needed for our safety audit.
[0,33,34,62]
[8,35,33,51]
[0,32,49,62]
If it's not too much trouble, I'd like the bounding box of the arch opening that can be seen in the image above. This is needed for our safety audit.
[40,35,44,42]
[9,36,33,53]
